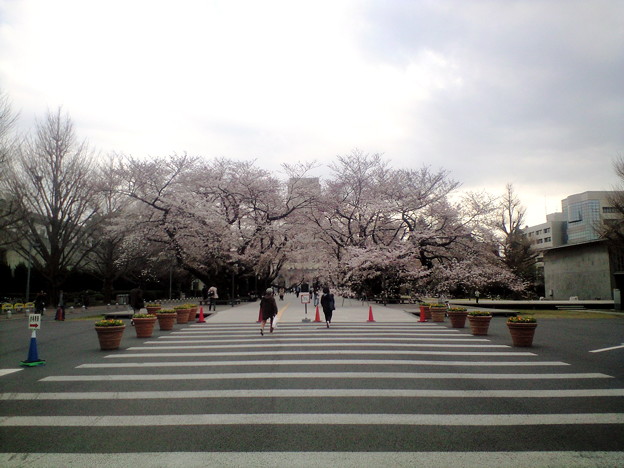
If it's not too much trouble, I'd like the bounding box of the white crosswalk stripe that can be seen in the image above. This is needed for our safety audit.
[77,359,571,368]
[40,371,611,381]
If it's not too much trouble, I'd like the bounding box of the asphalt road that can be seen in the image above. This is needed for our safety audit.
[0,299,623,467]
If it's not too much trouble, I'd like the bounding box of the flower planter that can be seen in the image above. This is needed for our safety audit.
[430,306,446,322]
[507,322,537,347]
[175,309,190,324]
[156,313,177,331]
[187,307,197,322]
[448,311,468,328]
[95,325,125,350]
[467,315,492,335]
[133,316,157,338]
[419,305,430,321]
[146,306,161,314]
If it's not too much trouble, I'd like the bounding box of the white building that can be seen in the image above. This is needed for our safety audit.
[523,191,623,300]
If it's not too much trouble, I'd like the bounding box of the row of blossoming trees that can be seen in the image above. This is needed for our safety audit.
[0,106,527,302]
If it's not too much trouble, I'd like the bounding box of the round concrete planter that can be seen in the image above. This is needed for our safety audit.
[175,309,190,324]
[507,322,538,347]
[95,325,125,350]
[156,312,177,331]
[133,316,157,338]
[430,305,447,322]
[467,315,492,335]
[448,310,468,328]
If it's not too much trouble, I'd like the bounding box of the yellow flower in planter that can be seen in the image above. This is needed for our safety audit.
[95,319,124,327]
[468,311,491,316]
[507,315,536,323]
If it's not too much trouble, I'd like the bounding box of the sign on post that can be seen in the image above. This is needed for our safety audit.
[300,293,311,322]
[28,313,42,330]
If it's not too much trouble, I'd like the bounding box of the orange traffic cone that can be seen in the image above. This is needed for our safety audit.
[419,306,426,322]
[197,306,206,323]
[314,305,322,322]
[367,305,376,322]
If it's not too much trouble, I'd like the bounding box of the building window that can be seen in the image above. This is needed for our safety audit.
[544,237,551,242]
[544,227,550,233]
[603,207,619,213]
[568,202,583,223]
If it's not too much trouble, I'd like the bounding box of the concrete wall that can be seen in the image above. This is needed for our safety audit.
[544,242,613,300]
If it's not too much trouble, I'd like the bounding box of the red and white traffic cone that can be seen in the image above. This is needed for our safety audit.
[314,305,322,322]
[367,305,376,322]
[197,306,206,323]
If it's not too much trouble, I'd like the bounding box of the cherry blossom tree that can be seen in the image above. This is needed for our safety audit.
[114,154,318,297]
[308,150,526,298]
[82,154,158,302]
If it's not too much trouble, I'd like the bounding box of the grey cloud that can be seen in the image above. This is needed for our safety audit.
[355,0,623,189]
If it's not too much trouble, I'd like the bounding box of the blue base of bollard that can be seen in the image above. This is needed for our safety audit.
[20,359,46,367]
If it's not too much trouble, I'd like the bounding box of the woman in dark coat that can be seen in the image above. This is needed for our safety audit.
[320,286,335,328]
[259,288,278,335]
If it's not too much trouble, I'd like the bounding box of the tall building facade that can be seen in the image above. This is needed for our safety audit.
[523,191,622,300]
[562,191,621,244]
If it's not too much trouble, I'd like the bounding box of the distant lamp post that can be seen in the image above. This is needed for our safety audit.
[231,268,235,307]
[169,266,173,300]
[230,248,237,307]
[25,247,32,302]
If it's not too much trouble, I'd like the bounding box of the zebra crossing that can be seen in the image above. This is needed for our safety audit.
[1,319,623,467]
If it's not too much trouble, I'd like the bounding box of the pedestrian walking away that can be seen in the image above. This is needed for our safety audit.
[207,285,218,311]
[35,290,47,316]
[259,288,278,335]
[320,286,335,328]
[129,287,144,325]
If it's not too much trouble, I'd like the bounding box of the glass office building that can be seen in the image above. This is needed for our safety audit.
[563,198,601,244]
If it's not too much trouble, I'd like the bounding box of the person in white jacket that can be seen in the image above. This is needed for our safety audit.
[207,285,218,311]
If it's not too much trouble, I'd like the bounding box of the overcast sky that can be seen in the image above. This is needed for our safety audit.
[1,0,622,226]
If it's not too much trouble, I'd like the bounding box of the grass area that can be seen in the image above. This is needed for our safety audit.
[512,309,622,319]
[68,314,107,321]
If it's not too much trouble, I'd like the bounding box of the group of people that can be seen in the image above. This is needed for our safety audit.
[128,285,220,315]
[259,286,336,335]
